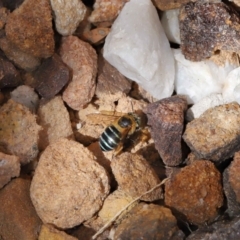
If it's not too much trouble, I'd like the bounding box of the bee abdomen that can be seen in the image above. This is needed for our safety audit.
[99,125,121,151]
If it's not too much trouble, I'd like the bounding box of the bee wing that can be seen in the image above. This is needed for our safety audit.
[87,111,125,127]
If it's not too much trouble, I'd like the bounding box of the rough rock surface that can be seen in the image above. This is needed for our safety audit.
[96,53,132,98]
[83,27,110,45]
[10,85,39,113]
[183,103,240,162]
[0,36,41,71]
[39,224,78,240]
[5,0,54,58]
[50,0,87,36]
[89,0,129,26]
[60,36,97,110]
[38,96,74,150]
[114,203,185,240]
[165,160,223,225]
[0,54,22,88]
[0,152,20,189]
[180,1,240,61]
[30,138,110,229]
[187,216,240,240]
[0,99,41,164]
[32,54,70,99]
[111,152,162,202]
[153,0,192,10]
[0,178,42,240]
[145,95,188,166]
[0,7,9,29]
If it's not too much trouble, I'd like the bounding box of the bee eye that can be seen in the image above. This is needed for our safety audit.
[118,116,132,128]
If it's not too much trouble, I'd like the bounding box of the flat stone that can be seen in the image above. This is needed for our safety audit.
[0,99,41,164]
[5,0,54,58]
[50,0,86,36]
[145,95,188,166]
[32,54,70,99]
[114,203,185,240]
[30,138,110,229]
[165,160,223,225]
[0,178,42,240]
[183,102,240,162]
[180,1,240,61]
[0,151,20,189]
[60,36,97,110]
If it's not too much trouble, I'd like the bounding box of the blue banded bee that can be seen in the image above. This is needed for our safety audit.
[87,110,148,155]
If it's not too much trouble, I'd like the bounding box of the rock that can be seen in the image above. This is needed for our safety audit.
[0,152,20,189]
[186,93,231,121]
[113,203,185,240]
[165,160,223,225]
[96,52,132,98]
[98,189,136,224]
[37,96,74,150]
[111,152,162,202]
[145,95,188,166]
[153,0,191,11]
[0,178,42,240]
[10,85,39,113]
[183,103,240,162]
[30,138,110,229]
[69,225,95,240]
[187,216,240,240]
[5,0,54,58]
[103,0,175,100]
[89,0,128,27]
[50,0,87,36]
[0,7,9,29]
[230,0,240,7]
[223,151,240,216]
[39,224,78,240]
[0,54,22,88]
[161,9,180,44]
[83,27,110,45]
[0,36,41,71]
[180,1,240,61]
[173,49,237,104]
[60,36,97,110]
[0,99,41,164]
[32,54,70,99]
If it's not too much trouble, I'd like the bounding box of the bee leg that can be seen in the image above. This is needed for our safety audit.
[140,128,151,143]
[113,143,124,156]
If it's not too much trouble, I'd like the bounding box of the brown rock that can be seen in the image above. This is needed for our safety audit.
[30,138,110,229]
[0,55,22,88]
[32,54,70,99]
[165,160,223,225]
[0,151,20,189]
[39,224,78,240]
[153,0,192,11]
[0,178,42,240]
[183,103,240,162]
[180,1,240,61]
[89,0,129,27]
[5,0,54,58]
[60,36,97,110]
[144,95,188,166]
[37,96,74,150]
[83,27,110,45]
[10,85,39,113]
[111,152,163,202]
[114,203,185,240]
[0,36,41,71]
[0,7,9,29]
[0,99,41,164]
[96,53,132,98]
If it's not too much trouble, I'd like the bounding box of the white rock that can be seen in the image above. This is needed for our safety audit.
[186,93,234,121]
[161,9,180,44]
[50,0,87,36]
[103,0,175,100]
[222,67,240,104]
[174,49,237,104]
